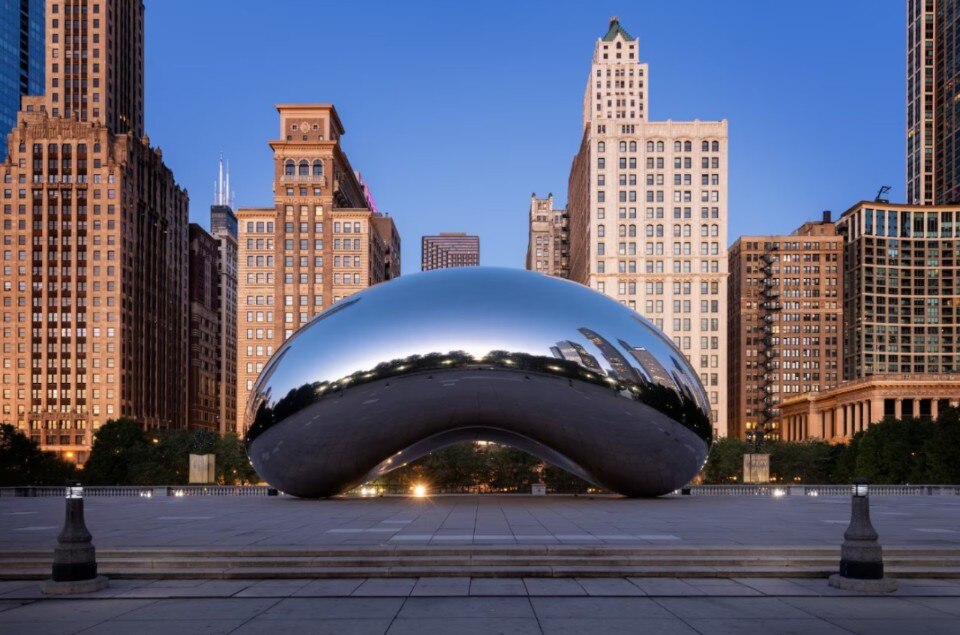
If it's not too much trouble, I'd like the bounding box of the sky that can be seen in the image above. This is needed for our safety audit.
[144,0,905,273]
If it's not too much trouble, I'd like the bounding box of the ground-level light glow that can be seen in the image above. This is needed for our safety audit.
[412,484,427,498]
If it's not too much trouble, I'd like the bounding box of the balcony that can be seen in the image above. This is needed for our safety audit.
[280,174,326,186]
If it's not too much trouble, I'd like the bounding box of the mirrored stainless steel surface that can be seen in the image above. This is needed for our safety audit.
[245,267,712,497]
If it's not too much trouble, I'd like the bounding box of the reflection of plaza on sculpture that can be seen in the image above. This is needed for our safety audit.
[245,268,712,498]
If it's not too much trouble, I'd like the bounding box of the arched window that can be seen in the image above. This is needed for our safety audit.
[298,160,309,176]
[598,141,605,152]
[656,141,664,152]
[701,224,709,237]
[702,140,709,152]
[683,224,691,237]
[645,224,654,237]
[619,141,627,152]
[284,159,295,176]
[629,141,637,152]
[619,224,627,237]
[646,141,654,152]
[597,224,605,237]
[684,141,692,152]
[711,224,719,237]
[629,225,636,237]
[712,141,720,152]
[656,224,664,237]
[62,144,72,155]
[674,141,682,152]
[312,159,323,176]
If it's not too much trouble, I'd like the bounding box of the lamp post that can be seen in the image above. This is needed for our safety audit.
[41,481,108,595]
[828,478,896,592]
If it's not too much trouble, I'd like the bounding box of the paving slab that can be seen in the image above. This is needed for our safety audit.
[1,494,959,548]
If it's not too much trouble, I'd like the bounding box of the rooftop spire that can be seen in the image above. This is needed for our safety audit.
[602,15,634,42]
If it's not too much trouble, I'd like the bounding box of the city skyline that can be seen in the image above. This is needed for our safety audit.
[140,1,905,274]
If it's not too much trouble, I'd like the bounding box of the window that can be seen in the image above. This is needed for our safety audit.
[312,160,323,176]
[284,160,294,176]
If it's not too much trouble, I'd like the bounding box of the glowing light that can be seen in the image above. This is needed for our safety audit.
[546,365,562,372]
[173,489,185,498]
[772,488,786,498]
[412,484,427,498]
[65,451,74,459]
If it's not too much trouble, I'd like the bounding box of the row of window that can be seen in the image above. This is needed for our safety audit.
[597,140,722,153]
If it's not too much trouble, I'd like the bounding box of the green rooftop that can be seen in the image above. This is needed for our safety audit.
[602,16,634,42]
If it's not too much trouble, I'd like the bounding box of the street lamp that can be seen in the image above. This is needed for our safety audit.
[828,478,896,592]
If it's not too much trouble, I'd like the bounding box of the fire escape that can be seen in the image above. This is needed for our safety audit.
[754,244,782,450]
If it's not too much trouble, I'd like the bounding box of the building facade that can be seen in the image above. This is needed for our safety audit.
[780,375,960,441]
[0,0,189,463]
[837,202,960,379]
[421,232,479,271]
[188,224,220,431]
[727,213,843,440]
[236,104,400,430]
[906,0,960,205]
[210,157,238,434]
[526,193,569,277]
[0,0,44,162]
[566,17,730,435]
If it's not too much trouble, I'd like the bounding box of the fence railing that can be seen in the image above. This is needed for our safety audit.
[684,484,960,497]
[0,485,281,498]
[1,484,958,498]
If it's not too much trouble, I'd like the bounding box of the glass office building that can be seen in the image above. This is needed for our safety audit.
[0,0,43,161]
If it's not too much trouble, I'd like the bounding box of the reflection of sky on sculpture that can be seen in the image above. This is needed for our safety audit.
[256,268,704,413]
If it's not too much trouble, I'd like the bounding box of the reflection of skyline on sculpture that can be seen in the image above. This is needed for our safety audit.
[245,268,711,498]
[257,269,704,419]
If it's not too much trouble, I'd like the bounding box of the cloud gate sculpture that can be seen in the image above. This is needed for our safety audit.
[244,267,712,498]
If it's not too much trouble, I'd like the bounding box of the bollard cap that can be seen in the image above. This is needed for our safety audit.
[65,480,83,499]
[851,478,869,498]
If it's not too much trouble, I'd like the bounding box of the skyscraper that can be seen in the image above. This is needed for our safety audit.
[837,202,959,379]
[526,193,569,278]
[210,155,238,434]
[727,213,843,440]
[0,0,189,463]
[188,224,220,431]
[421,233,479,270]
[906,0,960,205]
[566,17,729,435]
[0,0,44,162]
[236,104,400,429]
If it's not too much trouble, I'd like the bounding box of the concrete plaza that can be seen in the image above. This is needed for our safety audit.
[0,576,959,634]
[2,494,959,549]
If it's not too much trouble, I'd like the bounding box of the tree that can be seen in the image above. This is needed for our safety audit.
[701,437,747,483]
[855,417,933,484]
[0,424,78,486]
[130,430,192,485]
[81,418,149,485]
[922,407,960,484]
[767,440,839,484]
[215,433,260,485]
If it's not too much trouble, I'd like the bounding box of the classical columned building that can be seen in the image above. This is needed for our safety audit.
[236,105,400,430]
[780,375,960,442]
[566,17,729,435]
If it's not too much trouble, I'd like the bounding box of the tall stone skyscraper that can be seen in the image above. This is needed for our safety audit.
[907,0,960,205]
[0,0,189,463]
[210,155,238,434]
[0,0,44,161]
[526,194,569,278]
[236,104,400,430]
[727,214,843,440]
[566,17,729,435]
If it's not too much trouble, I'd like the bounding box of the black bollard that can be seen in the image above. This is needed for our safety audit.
[42,481,108,595]
[828,479,896,592]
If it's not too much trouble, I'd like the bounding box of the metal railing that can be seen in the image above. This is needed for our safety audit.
[1,484,959,498]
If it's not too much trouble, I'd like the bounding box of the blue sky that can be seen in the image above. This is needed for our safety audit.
[145,0,904,273]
